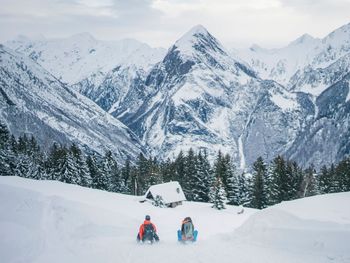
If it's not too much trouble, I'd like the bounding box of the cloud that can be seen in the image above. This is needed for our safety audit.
[0,0,349,48]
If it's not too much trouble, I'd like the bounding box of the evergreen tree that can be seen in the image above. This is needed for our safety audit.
[0,122,14,176]
[183,148,197,201]
[193,150,212,202]
[100,150,117,190]
[269,155,288,205]
[121,157,132,194]
[239,173,252,206]
[46,143,64,180]
[250,157,268,209]
[135,153,151,195]
[318,165,332,194]
[335,157,350,192]
[213,151,226,187]
[210,177,227,210]
[70,144,91,187]
[224,154,238,205]
[147,157,162,187]
[15,153,31,178]
[160,158,176,183]
[60,148,80,184]
[86,154,104,189]
[174,151,186,189]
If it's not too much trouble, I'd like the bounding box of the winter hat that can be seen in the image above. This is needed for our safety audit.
[145,215,151,220]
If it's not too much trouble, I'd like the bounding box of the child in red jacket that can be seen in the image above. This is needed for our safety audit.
[137,215,160,243]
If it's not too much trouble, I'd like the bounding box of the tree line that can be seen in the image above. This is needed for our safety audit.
[1,121,349,210]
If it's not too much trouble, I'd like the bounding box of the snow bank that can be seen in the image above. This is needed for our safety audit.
[233,193,350,262]
[1,176,349,263]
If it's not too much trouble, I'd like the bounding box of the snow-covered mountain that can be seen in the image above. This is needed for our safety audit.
[237,23,350,90]
[6,33,166,85]
[286,73,350,166]
[5,34,166,113]
[1,176,349,263]
[235,23,350,166]
[3,23,350,168]
[0,44,144,162]
[112,25,312,167]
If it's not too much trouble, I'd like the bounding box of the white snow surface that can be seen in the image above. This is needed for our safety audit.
[1,176,350,263]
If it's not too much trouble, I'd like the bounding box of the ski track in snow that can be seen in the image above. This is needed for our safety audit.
[1,177,350,263]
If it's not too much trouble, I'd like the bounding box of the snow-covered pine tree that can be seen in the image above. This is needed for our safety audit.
[45,143,64,180]
[239,172,252,206]
[86,154,104,190]
[109,164,125,193]
[147,156,162,187]
[268,155,288,205]
[335,157,350,192]
[135,153,152,195]
[210,177,227,210]
[250,157,268,209]
[193,150,212,202]
[213,151,226,186]
[69,144,91,187]
[100,150,117,191]
[160,158,176,183]
[0,121,14,176]
[289,161,304,199]
[101,150,125,193]
[224,154,239,205]
[60,149,80,184]
[184,148,197,201]
[121,157,132,194]
[318,165,332,194]
[174,151,186,189]
[15,153,31,178]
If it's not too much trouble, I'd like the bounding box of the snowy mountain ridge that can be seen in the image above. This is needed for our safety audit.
[237,22,350,90]
[6,33,166,85]
[0,44,145,162]
[2,23,350,168]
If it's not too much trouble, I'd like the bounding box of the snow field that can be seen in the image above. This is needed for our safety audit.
[1,176,350,263]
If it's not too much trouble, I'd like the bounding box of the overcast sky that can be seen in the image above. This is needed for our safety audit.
[1,0,350,49]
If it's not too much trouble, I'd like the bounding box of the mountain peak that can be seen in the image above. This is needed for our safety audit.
[186,24,209,36]
[173,24,225,57]
[176,25,211,44]
[288,33,316,46]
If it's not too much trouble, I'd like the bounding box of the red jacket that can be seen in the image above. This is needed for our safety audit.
[139,220,157,240]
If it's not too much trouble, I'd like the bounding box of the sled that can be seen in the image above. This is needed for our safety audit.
[177,230,198,243]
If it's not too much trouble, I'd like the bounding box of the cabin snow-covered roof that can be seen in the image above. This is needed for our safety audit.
[144,181,186,204]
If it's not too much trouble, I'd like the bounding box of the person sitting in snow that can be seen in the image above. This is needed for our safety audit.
[137,215,159,243]
[177,217,198,242]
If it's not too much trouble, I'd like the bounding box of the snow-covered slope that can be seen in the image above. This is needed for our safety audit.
[0,45,144,162]
[1,176,349,263]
